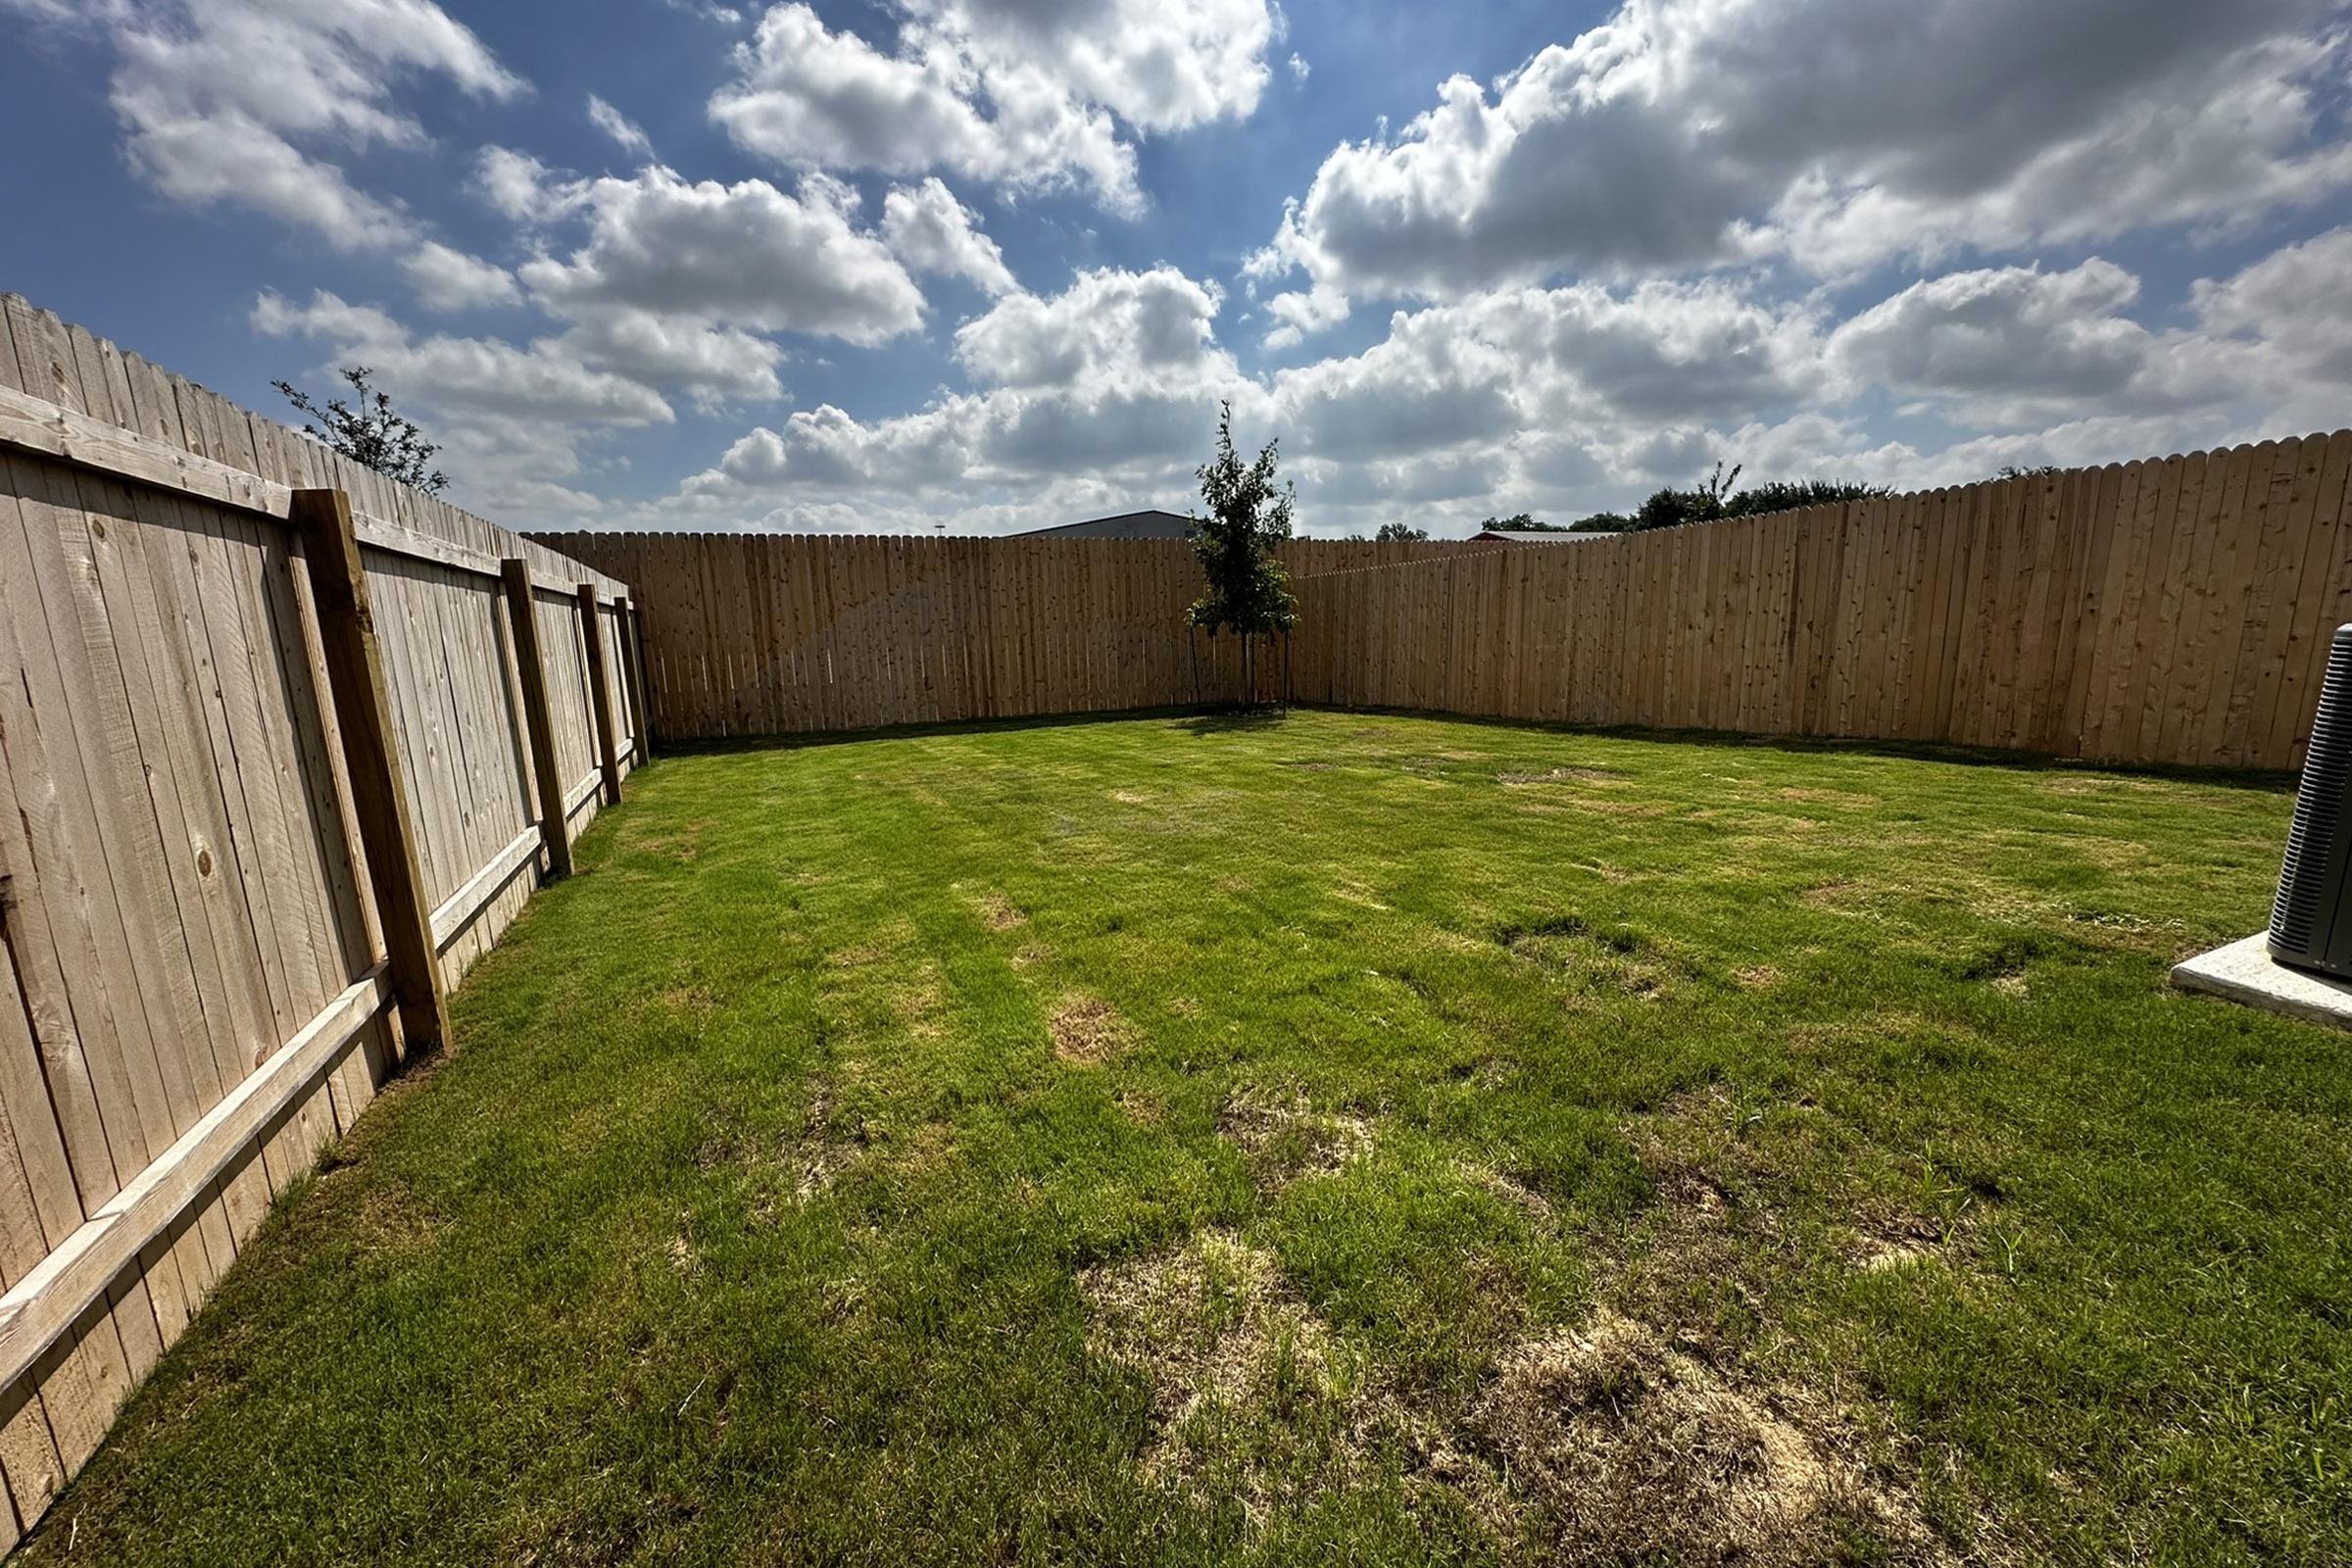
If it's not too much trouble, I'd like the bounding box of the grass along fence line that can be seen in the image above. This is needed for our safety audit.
[543,428,2352,771]
[14,710,2339,1563]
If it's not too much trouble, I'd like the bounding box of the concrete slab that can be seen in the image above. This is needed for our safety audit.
[2172,932,2352,1031]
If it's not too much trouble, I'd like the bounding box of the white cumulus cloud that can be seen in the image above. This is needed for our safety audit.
[14,0,526,249]
[708,0,1276,215]
[881,178,1017,297]
[586,93,655,160]
[1248,0,2352,329]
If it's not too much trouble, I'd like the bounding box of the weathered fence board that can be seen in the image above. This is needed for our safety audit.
[0,295,634,1542]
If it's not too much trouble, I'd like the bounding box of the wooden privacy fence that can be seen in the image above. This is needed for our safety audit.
[546,429,2352,771]
[0,295,648,1545]
[532,531,1240,739]
[1286,433,2352,771]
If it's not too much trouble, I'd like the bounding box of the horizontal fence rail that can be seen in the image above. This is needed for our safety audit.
[0,294,648,1545]
[545,434,2351,771]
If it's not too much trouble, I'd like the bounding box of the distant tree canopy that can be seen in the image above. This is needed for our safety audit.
[1479,512,1568,533]
[1629,463,1889,531]
[273,367,448,493]
[1994,464,2063,479]
[1374,522,1431,542]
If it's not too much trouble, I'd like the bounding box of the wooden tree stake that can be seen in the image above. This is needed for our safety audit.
[288,488,451,1054]
[577,583,622,806]
[501,561,574,880]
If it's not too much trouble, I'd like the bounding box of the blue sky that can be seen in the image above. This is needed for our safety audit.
[4,0,2350,537]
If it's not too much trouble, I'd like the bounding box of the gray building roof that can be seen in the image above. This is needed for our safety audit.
[1019,509,1195,539]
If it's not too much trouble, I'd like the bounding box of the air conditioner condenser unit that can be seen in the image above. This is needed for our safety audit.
[2271,623,2352,980]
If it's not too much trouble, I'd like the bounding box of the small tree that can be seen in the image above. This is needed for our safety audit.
[273,367,449,493]
[1187,402,1298,705]
[1375,522,1430,542]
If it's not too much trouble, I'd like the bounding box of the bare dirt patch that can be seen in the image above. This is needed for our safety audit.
[1052,996,1132,1065]
[1217,1087,1375,1189]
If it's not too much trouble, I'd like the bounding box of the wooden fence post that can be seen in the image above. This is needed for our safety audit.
[615,593,653,760]
[288,488,452,1056]
[577,583,622,807]
[633,602,660,755]
[501,561,574,880]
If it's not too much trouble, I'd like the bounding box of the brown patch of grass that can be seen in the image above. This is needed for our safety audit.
[1498,918,1685,1001]
[1736,964,1783,989]
[2038,775,2126,797]
[738,1087,869,1212]
[1497,765,1626,786]
[1218,1087,1374,1189]
[1052,996,1132,1065]
[1851,1203,1954,1275]
[965,889,1026,931]
[1283,760,1340,772]
[1079,1232,1381,1515]
[1517,797,1673,818]
[1800,877,1861,910]
[652,984,717,1016]
[1776,786,1881,808]
[346,1181,447,1254]
[1109,789,1151,805]
[1469,1309,1947,1565]
[1456,1158,1554,1221]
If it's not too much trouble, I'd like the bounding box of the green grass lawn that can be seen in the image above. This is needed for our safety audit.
[22,710,2347,1566]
